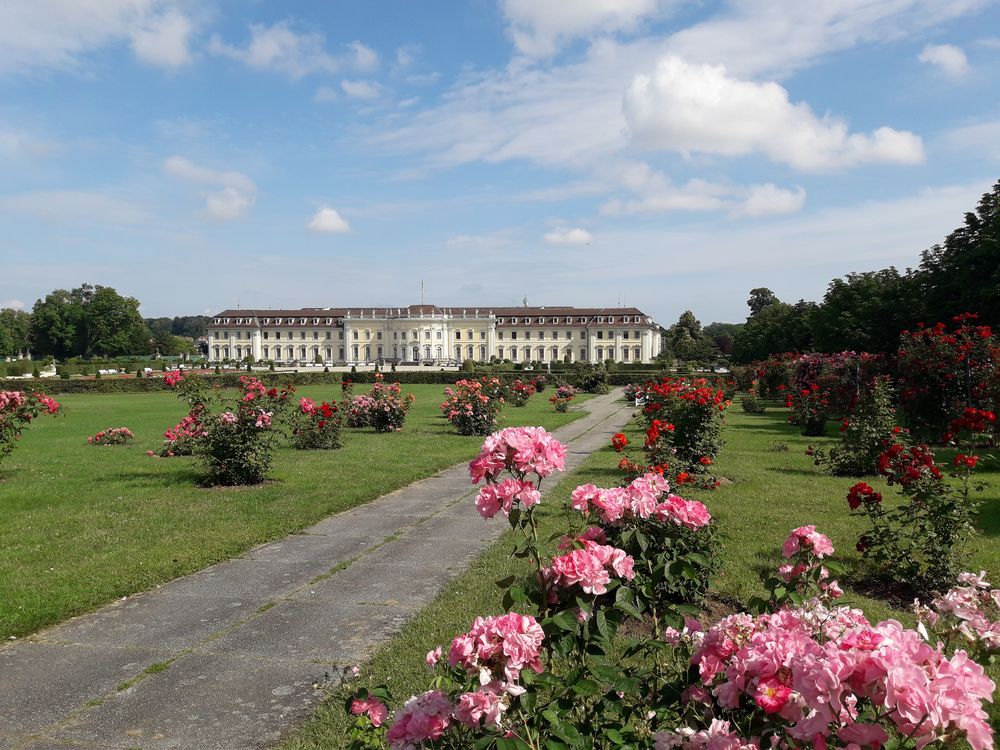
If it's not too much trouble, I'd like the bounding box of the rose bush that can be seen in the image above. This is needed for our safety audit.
[509,379,536,407]
[898,313,998,442]
[809,377,898,475]
[87,426,134,446]
[441,377,507,436]
[0,390,61,464]
[344,424,996,750]
[161,372,294,485]
[345,375,415,433]
[292,396,343,450]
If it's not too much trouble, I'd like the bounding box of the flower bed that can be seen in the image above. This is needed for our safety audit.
[87,427,134,446]
[343,426,996,750]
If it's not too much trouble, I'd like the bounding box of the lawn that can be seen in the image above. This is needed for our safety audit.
[280,397,1000,748]
[0,383,591,638]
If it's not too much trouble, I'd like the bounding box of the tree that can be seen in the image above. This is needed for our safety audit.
[916,179,1000,326]
[703,322,744,357]
[732,300,816,363]
[810,269,921,354]
[0,308,31,358]
[747,288,779,317]
[30,284,148,358]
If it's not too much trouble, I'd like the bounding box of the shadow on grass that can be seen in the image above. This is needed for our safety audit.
[728,422,817,437]
[108,465,203,488]
[976,498,1000,537]
[770,467,827,478]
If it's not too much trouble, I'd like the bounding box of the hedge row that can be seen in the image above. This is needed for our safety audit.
[1,368,732,395]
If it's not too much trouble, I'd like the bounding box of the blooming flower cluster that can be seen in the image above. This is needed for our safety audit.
[846,481,882,509]
[508,379,536,407]
[87,427,134,446]
[441,377,506,436]
[469,426,567,484]
[774,526,843,603]
[541,538,635,596]
[611,432,628,452]
[916,571,1000,659]
[292,396,342,449]
[685,600,995,750]
[0,390,61,463]
[384,690,453,747]
[555,384,578,399]
[571,472,711,530]
[474,477,540,519]
[345,375,414,432]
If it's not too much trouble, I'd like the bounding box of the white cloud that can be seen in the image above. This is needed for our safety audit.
[731,183,806,218]
[314,85,338,102]
[918,43,970,76]
[347,40,379,71]
[0,129,58,159]
[0,0,199,74]
[501,0,666,57]
[341,79,382,100]
[0,190,150,226]
[209,23,378,79]
[163,155,256,220]
[307,206,350,234]
[1,299,25,310]
[940,118,1000,162]
[396,45,418,68]
[544,227,592,245]
[446,232,514,249]
[623,56,924,171]
[130,8,194,68]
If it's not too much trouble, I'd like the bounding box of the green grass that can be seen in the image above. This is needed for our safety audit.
[0,384,591,638]
[279,399,1000,749]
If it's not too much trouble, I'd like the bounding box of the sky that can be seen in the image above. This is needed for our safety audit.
[1,0,999,326]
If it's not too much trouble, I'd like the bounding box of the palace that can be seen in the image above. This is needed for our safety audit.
[207,304,663,366]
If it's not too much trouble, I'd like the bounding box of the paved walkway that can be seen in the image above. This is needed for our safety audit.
[0,390,633,750]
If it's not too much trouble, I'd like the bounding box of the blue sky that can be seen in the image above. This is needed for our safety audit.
[2,0,999,326]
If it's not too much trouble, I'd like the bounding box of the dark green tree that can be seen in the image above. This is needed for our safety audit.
[810,269,921,354]
[0,309,31,358]
[30,289,86,359]
[747,288,779,317]
[732,300,815,363]
[916,179,1000,326]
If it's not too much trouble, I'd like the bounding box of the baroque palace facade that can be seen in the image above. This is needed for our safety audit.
[207,304,663,365]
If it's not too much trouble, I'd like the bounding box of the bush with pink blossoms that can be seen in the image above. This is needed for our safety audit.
[915,570,1000,664]
[153,407,206,457]
[87,427,134,446]
[291,397,343,449]
[440,377,507,436]
[342,427,995,750]
[345,374,414,433]
[0,390,61,465]
[161,373,294,485]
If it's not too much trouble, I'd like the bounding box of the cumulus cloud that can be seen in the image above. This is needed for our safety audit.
[544,227,592,245]
[163,155,256,221]
[730,183,807,218]
[918,43,970,76]
[623,56,924,171]
[307,206,350,234]
[501,0,667,57]
[0,0,198,75]
[131,8,194,68]
[209,23,378,79]
[341,79,382,100]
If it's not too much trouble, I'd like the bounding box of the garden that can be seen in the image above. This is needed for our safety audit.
[0,380,592,638]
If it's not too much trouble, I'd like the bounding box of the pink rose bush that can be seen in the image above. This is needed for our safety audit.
[344,426,995,750]
[159,373,293,485]
[291,396,343,450]
[441,377,507,436]
[0,390,61,464]
[87,426,134,446]
[344,374,414,433]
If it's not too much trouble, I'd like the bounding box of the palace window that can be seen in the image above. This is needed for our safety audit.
[498,331,504,340]
[424,330,431,340]
[275,332,281,339]
[455,331,461,340]
[525,331,531,340]
[635,330,641,338]
[313,332,319,339]
[623,331,629,339]
[511,331,517,340]
[377,331,382,340]
[300,332,306,340]
[480,330,486,340]
[364,329,371,340]
[263,332,269,340]
[436,330,442,339]
[325,331,331,339]
[467,330,473,340]
[597,331,603,339]
[538,331,545,340]
[353,331,359,339]
[339,331,344,340]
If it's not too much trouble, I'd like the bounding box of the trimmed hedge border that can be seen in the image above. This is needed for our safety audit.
[1,368,732,394]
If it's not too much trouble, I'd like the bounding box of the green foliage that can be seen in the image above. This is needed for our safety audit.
[851,441,982,595]
[0,308,31,358]
[574,363,609,394]
[740,386,766,414]
[31,284,148,358]
[732,299,816,363]
[811,378,897,476]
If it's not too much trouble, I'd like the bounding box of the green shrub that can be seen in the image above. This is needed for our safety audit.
[811,378,897,476]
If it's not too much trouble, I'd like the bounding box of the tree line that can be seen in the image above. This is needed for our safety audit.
[659,178,1000,365]
[0,284,209,360]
